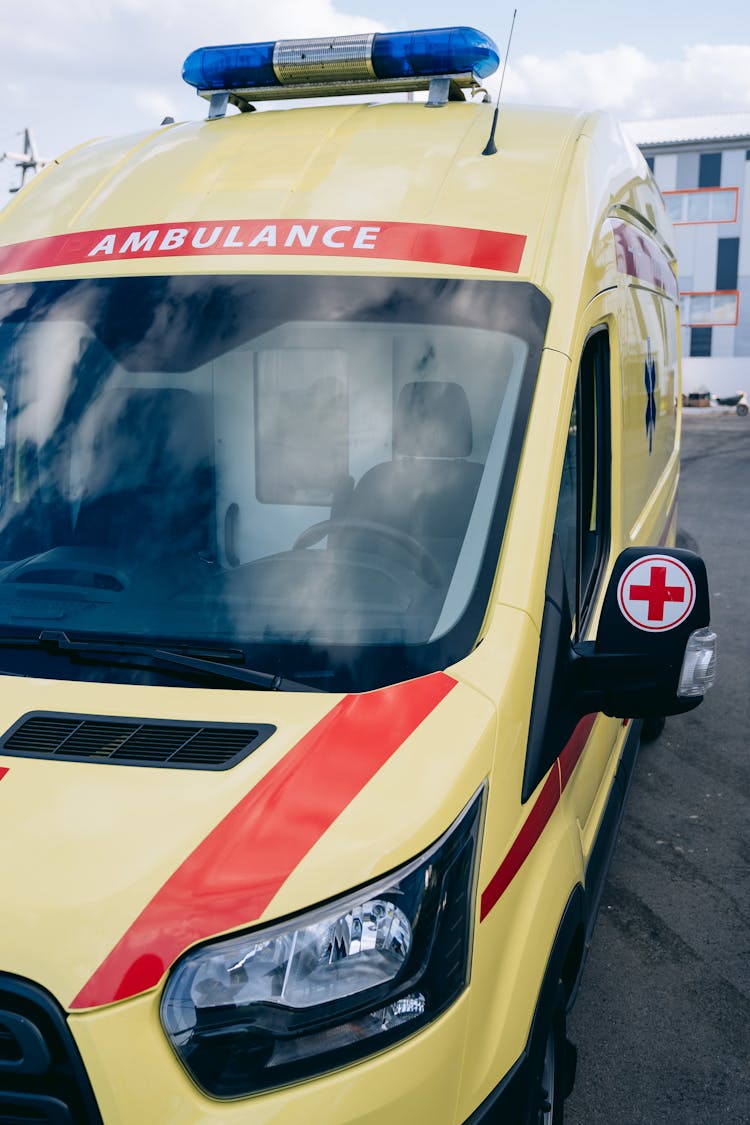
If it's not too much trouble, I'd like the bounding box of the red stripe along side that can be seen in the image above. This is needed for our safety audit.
[0,767,8,781]
[557,713,598,791]
[479,766,560,922]
[71,672,456,1010]
[480,714,597,921]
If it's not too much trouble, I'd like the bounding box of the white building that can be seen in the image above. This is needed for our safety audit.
[629,112,750,397]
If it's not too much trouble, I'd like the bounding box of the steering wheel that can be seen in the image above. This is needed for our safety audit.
[293,518,443,587]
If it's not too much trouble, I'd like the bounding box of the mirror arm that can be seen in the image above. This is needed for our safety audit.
[567,641,687,718]
[570,641,672,687]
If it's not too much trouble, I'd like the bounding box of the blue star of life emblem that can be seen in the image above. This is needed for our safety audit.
[644,338,657,455]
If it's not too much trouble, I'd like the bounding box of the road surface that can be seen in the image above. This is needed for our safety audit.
[567,415,750,1124]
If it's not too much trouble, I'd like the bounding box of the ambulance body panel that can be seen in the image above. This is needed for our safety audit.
[0,33,712,1124]
[0,103,582,268]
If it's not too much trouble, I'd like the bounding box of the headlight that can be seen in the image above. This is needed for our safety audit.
[161,788,483,1098]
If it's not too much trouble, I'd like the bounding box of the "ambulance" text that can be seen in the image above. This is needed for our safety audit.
[87,223,383,257]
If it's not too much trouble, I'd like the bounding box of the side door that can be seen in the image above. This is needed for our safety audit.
[523,323,625,868]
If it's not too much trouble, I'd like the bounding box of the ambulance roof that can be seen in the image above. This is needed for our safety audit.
[0,100,649,284]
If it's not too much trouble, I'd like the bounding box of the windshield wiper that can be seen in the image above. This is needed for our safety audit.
[0,630,322,692]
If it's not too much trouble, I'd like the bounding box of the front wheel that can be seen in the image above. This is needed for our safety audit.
[737,402,748,417]
[641,714,666,742]
[530,984,575,1125]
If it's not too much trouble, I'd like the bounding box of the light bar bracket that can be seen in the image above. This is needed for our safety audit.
[200,72,478,117]
[207,92,230,120]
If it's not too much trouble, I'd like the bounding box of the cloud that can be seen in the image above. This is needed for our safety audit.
[2,9,749,197]
[0,0,384,85]
[0,0,386,194]
[502,43,750,118]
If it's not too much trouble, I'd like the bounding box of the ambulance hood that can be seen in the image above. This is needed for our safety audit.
[0,670,494,1013]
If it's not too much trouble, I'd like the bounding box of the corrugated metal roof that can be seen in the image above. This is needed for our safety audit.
[626,112,750,147]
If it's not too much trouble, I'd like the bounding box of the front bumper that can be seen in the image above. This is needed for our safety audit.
[68,979,472,1124]
[1,966,534,1125]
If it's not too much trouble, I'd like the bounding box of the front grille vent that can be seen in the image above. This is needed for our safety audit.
[0,713,274,770]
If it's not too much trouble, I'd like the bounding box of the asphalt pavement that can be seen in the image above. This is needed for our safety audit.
[566,414,750,1124]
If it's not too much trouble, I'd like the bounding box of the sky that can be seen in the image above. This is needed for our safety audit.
[1,0,750,197]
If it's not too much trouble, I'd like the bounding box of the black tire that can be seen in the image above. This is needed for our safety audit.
[529,983,575,1125]
[640,714,666,743]
[737,403,748,417]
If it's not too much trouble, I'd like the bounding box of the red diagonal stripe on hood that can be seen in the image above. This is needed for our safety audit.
[0,767,8,781]
[71,672,456,1010]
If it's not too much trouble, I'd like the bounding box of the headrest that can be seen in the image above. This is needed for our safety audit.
[394,381,473,458]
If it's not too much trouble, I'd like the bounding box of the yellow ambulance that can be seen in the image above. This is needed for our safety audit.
[0,26,715,1125]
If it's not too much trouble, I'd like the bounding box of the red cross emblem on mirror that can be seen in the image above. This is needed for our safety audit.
[617,555,696,632]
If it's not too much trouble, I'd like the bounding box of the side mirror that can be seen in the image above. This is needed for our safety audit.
[523,543,715,801]
[572,547,716,718]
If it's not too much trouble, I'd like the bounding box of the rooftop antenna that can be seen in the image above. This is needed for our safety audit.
[1,128,48,193]
[482,8,517,156]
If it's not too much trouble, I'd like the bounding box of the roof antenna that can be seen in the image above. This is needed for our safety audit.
[482,9,517,156]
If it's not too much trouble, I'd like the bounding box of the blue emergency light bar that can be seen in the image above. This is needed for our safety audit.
[182,27,500,107]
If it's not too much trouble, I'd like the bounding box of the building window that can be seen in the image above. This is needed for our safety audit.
[681,291,739,327]
[716,238,740,291]
[690,327,713,357]
[663,187,738,225]
[698,152,722,187]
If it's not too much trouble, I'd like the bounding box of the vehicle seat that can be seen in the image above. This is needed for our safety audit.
[341,381,483,579]
[73,387,214,561]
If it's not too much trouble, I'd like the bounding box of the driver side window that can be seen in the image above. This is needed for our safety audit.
[553,328,610,636]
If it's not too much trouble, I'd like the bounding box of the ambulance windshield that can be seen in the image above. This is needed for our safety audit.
[0,275,548,691]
